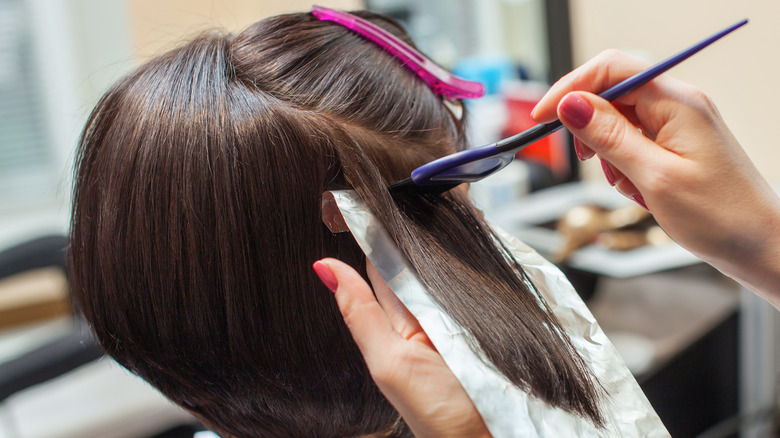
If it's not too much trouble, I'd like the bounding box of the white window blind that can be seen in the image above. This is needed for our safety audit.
[0,0,57,209]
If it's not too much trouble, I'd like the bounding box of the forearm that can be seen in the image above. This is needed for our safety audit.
[708,200,780,307]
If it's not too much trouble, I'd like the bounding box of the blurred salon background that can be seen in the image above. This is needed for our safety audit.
[0,0,778,437]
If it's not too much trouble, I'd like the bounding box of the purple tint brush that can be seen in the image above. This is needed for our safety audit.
[390,19,748,194]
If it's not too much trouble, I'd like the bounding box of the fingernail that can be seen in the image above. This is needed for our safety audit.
[573,137,592,161]
[632,194,649,212]
[313,261,338,292]
[573,137,584,161]
[600,159,616,186]
[529,104,538,120]
[559,94,594,129]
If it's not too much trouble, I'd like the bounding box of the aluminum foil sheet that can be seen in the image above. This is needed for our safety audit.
[325,190,669,437]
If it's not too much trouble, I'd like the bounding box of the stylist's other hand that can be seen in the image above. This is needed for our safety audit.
[313,258,491,438]
[532,50,780,301]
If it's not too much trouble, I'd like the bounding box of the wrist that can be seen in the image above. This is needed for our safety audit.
[708,197,780,306]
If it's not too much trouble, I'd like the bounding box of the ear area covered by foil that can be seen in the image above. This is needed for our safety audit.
[321,191,350,233]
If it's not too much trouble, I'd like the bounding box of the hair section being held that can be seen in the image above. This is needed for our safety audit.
[330,125,604,426]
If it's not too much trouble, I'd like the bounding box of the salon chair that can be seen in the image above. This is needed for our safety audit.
[0,235,207,437]
[0,235,104,403]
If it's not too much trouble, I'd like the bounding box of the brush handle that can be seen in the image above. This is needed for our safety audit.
[496,18,748,154]
[601,19,747,102]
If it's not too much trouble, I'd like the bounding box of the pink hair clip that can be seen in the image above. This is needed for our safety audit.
[311,5,485,100]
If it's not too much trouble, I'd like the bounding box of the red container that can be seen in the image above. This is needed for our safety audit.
[502,83,570,179]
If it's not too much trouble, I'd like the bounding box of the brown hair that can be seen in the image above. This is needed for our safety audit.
[69,11,602,437]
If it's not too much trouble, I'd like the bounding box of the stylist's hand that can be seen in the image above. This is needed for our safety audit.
[312,258,491,438]
[532,50,780,300]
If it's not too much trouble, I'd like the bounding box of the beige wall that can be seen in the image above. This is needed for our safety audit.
[569,0,780,182]
[126,0,362,61]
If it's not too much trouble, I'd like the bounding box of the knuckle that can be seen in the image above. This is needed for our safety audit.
[641,169,671,198]
[590,50,622,86]
[340,312,359,332]
[339,301,370,331]
[589,50,650,92]
[597,48,625,62]
[679,84,718,115]
[640,161,683,199]
[597,113,629,151]
[595,49,645,69]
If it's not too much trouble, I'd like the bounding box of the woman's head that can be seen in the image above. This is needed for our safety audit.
[70,10,601,437]
[70,11,464,436]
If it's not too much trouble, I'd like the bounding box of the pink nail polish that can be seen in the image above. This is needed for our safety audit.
[313,261,338,292]
[632,194,649,212]
[559,94,594,129]
[530,104,539,120]
[573,137,585,161]
[600,159,616,186]
[573,137,595,161]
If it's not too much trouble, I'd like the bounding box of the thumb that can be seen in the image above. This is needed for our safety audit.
[557,91,664,179]
[312,258,400,369]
